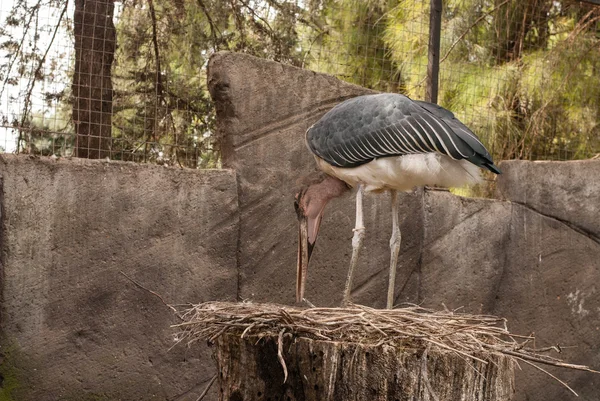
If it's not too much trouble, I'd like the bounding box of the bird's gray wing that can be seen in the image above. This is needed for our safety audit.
[413,100,500,173]
[307,93,500,174]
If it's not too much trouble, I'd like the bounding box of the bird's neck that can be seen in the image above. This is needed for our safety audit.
[312,174,350,205]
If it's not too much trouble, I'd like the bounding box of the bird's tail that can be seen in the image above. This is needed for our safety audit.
[483,161,502,175]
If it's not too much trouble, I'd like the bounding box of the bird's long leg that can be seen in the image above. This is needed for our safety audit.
[387,190,401,309]
[342,184,365,307]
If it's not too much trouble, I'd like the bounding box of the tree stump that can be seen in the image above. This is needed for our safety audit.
[215,334,515,401]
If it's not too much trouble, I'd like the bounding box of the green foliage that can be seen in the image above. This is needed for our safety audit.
[306,0,401,92]
[0,341,24,401]
[110,0,320,167]
[111,0,214,167]
[2,0,599,164]
[0,0,71,154]
[380,0,600,160]
[382,0,430,98]
[105,0,600,164]
[23,110,74,156]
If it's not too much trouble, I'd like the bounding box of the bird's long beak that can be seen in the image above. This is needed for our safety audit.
[296,211,323,303]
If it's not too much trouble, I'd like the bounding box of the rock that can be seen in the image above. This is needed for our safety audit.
[0,155,238,401]
[208,52,600,400]
[419,190,600,401]
[208,51,422,308]
[496,160,600,240]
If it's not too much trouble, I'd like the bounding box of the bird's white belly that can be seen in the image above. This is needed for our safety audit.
[315,154,482,192]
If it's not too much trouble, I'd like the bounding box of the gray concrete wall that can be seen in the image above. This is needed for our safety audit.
[497,159,600,240]
[0,155,238,400]
[0,51,598,401]
[492,159,600,401]
[208,51,424,308]
[420,186,600,401]
[209,52,600,401]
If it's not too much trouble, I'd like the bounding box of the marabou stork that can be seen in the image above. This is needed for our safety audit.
[294,93,501,309]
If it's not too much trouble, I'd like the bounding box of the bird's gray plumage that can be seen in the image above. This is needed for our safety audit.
[306,93,501,174]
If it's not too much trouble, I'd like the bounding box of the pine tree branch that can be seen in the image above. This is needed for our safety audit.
[264,0,326,32]
[147,0,164,108]
[0,1,38,101]
[440,0,511,64]
[196,0,222,51]
[238,0,274,37]
[19,0,66,152]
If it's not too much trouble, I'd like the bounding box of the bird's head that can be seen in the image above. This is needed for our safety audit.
[294,172,350,303]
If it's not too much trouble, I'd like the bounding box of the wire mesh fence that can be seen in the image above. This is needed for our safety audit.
[1,0,599,168]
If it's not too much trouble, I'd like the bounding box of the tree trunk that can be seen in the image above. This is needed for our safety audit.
[72,0,115,159]
[215,335,515,401]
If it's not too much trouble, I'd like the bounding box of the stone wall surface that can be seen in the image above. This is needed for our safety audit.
[493,160,600,401]
[208,51,423,308]
[0,155,238,400]
[419,189,600,401]
[209,52,600,401]
[0,51,598,401]
[496,159,600,240]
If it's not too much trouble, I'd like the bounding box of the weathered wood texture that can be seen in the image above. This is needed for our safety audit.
[215,335,515,401]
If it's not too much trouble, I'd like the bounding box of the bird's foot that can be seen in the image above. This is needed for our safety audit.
[424,186,450,192]
[302,298,316,308]
[352,226,365,233]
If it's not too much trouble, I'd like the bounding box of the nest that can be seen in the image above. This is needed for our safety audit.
[173,301,598,395]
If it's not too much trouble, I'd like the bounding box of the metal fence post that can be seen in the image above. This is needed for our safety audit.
[426,0,443,104]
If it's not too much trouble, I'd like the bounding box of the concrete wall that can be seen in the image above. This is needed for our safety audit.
[0,51,597,400]
[209,52,600,401]
[208,51,425,308]
[0,156,238,400]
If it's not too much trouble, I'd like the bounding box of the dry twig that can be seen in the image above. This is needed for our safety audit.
[173,301,599,394]
[195,374,217,401]
[119,271,180,318]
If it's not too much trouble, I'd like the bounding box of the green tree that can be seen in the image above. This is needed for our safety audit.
[110,0,319,167]
[379,0,600,160]
[2,0,598,164]
[305,0,403,92]
[0,0,71,154]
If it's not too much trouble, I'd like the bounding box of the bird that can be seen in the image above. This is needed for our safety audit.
[294,93,501,309]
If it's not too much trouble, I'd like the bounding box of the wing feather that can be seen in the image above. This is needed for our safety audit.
[405,116,436,151]
[371,129,396,154]
[399,120,426,152]
[357,133,380,158]
[306,93,501,173]
[349,138,370,160]
[348,137,369,160]
[411,115,444,154]
[388,126,412,153]
[340,142,361,162]
[395,124,421,153]
[417,113,460,160]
